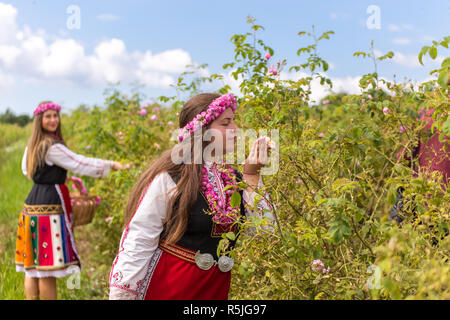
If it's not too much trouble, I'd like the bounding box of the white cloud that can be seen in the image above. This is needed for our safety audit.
[329,12,351,21]
[0,68,14,90]
[0,3,17,43]
[137,49,193,74]
[387,23,414,32]
[392,38,411,45]
[97,13,120,22]
[0,3,196,89]
[374,49,444,69]
[391,51,420,68]
[221,70,244,95]
[221,68,362,104]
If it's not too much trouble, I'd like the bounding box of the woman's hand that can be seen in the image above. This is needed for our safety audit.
[243,137,270,176]
[112,161,124,171]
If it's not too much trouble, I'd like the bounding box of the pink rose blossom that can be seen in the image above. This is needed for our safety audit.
[383,107,389,115]
[139,108,147,116]
[368,94,373,100]
[150,114,158,121]
[399,126,406,133]
[322,99,330,105]
[105,217,113,223]
[264,53,271,60]
[319,132,324,138]
[167,121,174,126]
[269,65,278,76]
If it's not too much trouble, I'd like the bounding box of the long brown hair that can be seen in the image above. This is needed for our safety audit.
[26,101,65,179]
[123,93,221,244]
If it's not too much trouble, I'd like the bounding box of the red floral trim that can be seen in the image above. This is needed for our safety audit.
[54,144,104,169]
[110,284,138,296]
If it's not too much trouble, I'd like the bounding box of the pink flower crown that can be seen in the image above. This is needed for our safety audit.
[178,93,237,142]
[34,102,61,115]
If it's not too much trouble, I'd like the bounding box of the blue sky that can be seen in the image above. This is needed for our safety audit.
[0,0,449,116]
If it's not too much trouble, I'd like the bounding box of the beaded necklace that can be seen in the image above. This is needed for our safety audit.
[201,162,240,225]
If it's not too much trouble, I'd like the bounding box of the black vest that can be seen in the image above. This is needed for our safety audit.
[163,170,246,260]
[25,141,67,205]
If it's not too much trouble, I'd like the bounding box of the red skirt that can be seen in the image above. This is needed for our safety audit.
[144,244,231,300]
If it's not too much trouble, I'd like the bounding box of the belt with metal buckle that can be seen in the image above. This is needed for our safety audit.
[158,239,234,272]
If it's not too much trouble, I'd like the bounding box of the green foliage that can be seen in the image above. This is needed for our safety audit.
[0,108,33,127]
[2,19,448,300]
[60,24,448,299]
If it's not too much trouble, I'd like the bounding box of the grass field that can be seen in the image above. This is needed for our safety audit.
[0,124,109,300]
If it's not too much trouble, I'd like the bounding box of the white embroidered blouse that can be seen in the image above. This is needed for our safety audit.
[21,143,114,178]
[109,160,276,300]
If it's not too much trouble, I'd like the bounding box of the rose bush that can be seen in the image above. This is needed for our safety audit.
[60,19,449,299]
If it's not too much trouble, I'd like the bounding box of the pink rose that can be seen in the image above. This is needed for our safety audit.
[105,217,113,223]
[322,99,330,105]
[368,94,373,100]
[383,107,389,115]
[150,114,158,121]
[318,132,324,138]
[139,108,147,116]
[399,126,406,133]
[269,65,278,76]
[167,121,174,126]
[264,53,271,60]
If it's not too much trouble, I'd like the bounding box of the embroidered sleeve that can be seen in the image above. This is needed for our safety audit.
[45,143,113,178]
[21,147,28,177]
[242,175,276,232]
[109,172,176,300]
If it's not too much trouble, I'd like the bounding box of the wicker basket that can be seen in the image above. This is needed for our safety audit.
[69,176,100,227]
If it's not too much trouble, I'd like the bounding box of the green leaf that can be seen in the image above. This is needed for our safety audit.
[437,71,448,88]
[230,191,241,208]
[225,232,236,241]
[443,116,450,136]
[327,218,351,244]
[429,46,437,59]
[418,46,430,65]
[442,57,450,68]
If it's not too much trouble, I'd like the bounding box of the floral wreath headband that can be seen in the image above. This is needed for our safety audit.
[177,93,237,142]
[34,102,61,116]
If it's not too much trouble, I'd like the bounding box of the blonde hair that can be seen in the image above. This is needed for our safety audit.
[25,101,65,179]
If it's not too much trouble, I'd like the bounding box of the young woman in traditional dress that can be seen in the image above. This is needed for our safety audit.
[109,93,276,300]
[16,101,124,300]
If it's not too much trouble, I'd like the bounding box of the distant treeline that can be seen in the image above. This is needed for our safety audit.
[0,108,33,127]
